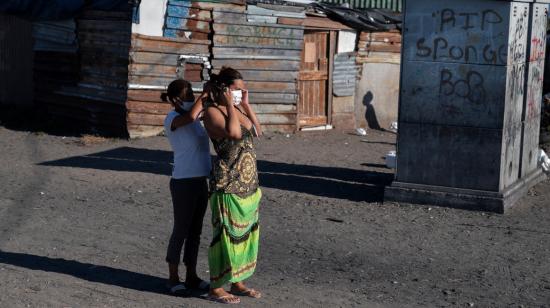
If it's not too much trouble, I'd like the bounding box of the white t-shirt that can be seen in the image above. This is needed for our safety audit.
[164,111,211,179]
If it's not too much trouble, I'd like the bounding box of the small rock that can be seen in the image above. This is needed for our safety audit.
[39,192,45,196]
[468,303,474,307]
[137,190,142,193]
[392,281,398,284]
[285,134,290,138]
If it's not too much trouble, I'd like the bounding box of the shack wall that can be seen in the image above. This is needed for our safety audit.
[0,14,34,107]
[355,30,401,130]
[211,3,306,133]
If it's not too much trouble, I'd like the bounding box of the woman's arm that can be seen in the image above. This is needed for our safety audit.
[170,93,206,131]
[239,89,262,137]
[203,90,242,140]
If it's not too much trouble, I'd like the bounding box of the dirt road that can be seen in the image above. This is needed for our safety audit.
[0,126,549,307]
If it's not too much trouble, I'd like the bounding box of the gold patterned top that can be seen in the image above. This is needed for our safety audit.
[209,113,259,198]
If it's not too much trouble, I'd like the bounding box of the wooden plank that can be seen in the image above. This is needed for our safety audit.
[213,23,303,39]
[78,20,131,31]
[249,103,296,113]
[212,11,247,23]
[328,30,336,125]
[246,81,296,93]
[211,59,300,71]
[213,17,303,29]
[127,112,165,126]
[132,37,210,54]
[165,17,211,31]
[210,70,298,82]
[364,42,402,53]
[360,32,402,43]
[278,17,304,26]
[213,35,302,50]
[166,5,212,20]
[127,89,165,103]
[212,47,301,58]
[298,116,328,126]
[127,101,172,114]
[298,71,328,81]
[130,52,180,65]
[257,113,296,124]
[303,17,351,30]
[132,33,210,46]
[129,64,177,77]
[248,92,297,104]
[129,75,177,86]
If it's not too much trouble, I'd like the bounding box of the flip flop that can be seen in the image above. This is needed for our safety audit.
[206,294,241,304]
[167,283,189,296]
[230,288,262,299]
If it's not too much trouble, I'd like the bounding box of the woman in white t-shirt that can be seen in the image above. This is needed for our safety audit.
[161,79,211,295]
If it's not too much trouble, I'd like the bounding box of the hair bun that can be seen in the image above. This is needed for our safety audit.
[160,93,168,102]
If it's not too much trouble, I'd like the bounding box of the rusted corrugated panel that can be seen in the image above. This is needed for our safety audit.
[0,14,34,106]
[333,52,359,96]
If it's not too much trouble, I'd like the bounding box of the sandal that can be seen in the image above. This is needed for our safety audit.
[230,288,262,299]
[167,283,189,296]
[206,294,241,304]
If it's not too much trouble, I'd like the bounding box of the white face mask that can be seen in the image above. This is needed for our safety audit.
[180,101,194,111]
[231,90,243,105]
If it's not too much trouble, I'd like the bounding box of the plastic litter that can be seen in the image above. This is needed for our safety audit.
[355,128,367,136]
[390,122,398,132]
[540,149,550,174]
[385,150,397,169]
[300,125,333,131]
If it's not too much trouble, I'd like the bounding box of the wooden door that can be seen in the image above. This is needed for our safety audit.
[298,31,330,127]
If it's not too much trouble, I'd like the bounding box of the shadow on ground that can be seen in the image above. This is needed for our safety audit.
[39,147,393,202]
[0,250,206,298]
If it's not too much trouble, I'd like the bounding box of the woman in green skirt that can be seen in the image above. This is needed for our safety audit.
[202,67,263,304]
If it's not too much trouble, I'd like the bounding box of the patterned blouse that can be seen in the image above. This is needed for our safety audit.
[208,107,259,198]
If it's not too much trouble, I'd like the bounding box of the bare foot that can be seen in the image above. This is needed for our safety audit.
[208,287,241,304]
[230,282,262,299]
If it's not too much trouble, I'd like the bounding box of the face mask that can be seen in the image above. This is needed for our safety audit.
[231,90,243,105]
[180,101,194,111]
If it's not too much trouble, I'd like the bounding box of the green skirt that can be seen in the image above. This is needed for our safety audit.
[208,188,261,288]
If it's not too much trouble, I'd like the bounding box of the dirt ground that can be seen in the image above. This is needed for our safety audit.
[0,125,549,308]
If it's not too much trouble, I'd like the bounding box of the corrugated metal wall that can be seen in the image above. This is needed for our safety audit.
[321,0,402,11]
[0,14,34,106]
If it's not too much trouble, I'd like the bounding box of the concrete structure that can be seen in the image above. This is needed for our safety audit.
[385,0,549,213]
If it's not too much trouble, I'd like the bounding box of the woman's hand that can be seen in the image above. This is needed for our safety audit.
[220,88,234,107]
[241,88,250,106]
